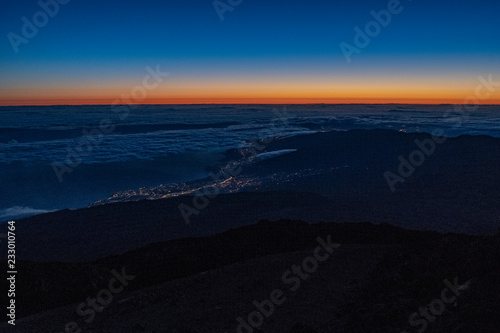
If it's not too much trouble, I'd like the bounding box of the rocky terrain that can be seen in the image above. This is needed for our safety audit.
[1,220,499,332]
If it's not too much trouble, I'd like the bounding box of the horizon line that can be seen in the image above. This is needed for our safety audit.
[2,102,500,107]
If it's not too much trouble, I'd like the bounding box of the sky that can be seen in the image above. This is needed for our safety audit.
[0,0,499,105]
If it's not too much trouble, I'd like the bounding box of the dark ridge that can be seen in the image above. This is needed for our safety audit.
[0,219,482,321]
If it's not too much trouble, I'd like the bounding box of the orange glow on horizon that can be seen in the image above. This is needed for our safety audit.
[2,97,500,106]
[2,76,499,106]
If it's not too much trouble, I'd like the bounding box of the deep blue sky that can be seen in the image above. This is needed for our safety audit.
[1,0,499,104]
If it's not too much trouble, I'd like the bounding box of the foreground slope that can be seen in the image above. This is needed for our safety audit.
[1,220,499,332]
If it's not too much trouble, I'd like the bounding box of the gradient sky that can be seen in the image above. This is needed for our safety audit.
[0,0,499,105]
